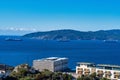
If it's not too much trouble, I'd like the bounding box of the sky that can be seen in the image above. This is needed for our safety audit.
[0,0,120,35]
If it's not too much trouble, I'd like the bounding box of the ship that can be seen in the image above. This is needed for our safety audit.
[57,37,70,42]
[103,40,118,43]
[57,38,70,42]
[57,39,70,42]
[5,38,23,41]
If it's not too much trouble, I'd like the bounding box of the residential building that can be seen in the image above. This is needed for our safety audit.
[33,57,68,72]
[76,62,120,80]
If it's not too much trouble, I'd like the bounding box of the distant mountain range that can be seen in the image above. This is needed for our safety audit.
[23,29,120,40]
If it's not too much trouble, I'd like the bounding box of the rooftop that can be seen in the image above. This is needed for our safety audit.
[77,62,120,69]
[77,62,95,65]
[97,64,120,68]
[46,57,58,60]
[34,57,68,62]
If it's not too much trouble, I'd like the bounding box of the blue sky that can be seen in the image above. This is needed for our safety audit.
[0,0,120,35]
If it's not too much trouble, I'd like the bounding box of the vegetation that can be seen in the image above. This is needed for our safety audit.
[3,64,73,80]
[23,29,120,40]
[77,73,109,80]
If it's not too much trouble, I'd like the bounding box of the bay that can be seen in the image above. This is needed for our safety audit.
[0,36,120,69]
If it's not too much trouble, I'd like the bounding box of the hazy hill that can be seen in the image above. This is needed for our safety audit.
[23,29,120,40]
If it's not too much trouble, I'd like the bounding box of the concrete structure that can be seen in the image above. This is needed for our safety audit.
[33,57,68,72]
[76,62,120,80]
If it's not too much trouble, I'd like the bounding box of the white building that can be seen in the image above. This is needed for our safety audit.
[33,57,68,72]
[76,62,120,80]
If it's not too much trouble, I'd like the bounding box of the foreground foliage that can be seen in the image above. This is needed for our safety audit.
[77,73,109,80]
[3,64,73,80]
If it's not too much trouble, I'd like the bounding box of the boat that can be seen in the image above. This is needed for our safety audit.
[57,39,70,42]
[57,37,70,42]
[57,38,70,42]
[103,40,118,43]
[5,38,23,41]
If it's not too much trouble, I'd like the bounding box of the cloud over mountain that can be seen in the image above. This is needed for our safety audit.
[0,27,37,35]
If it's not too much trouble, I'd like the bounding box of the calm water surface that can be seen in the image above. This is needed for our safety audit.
[0,36,120,69]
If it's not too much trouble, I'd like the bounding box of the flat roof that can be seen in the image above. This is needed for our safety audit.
[77,62,95,65]
[34,57,68,62]
[46,57,58,60]
[97,64,120,68]
[77,62,120,68]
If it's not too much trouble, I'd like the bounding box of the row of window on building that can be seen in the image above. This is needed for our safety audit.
[76,62,120,80]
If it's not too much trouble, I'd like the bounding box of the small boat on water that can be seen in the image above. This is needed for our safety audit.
[103,40,118,43]
[5,38,23,41]
[57,39,70,42]
[57,37,70,42]
[57,38,70,42]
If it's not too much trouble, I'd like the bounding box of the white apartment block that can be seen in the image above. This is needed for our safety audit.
[33,57,68,72]
[76,62,120,80]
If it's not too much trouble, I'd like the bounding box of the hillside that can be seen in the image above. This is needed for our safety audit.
[23,29,120,40]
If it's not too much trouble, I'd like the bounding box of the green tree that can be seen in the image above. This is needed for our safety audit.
[100,77,109,80]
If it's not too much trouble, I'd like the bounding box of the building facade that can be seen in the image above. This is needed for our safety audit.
[76,62,120,80]
[33,57,68,72]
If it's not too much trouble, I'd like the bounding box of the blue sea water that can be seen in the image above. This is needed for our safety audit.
[0,36,120,69]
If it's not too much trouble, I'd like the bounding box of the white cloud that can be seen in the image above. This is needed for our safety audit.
[0,27,39,35]
[0,27,37,32]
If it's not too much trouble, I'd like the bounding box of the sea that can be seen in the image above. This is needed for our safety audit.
[0,36,120,69]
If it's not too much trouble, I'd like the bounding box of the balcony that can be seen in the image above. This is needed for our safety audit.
[114,72,120,76]
[77,68,83,71]
[91,68,96,73]
[97,70,104,75]
[78,71,83,75]
[105,71,111,75]
[84,69,90,73]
